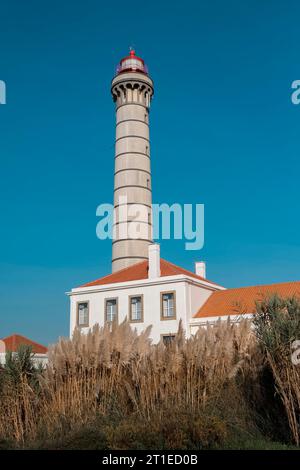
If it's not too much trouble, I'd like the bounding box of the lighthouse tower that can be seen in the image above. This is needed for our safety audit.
[111,50,154,272]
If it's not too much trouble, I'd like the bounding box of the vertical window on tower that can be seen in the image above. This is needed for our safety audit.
[145,145,148,155]
[129,295,143,322]
[161,292,176,320]
[105,298,118,323]
[144,113,148,123]
[77,302,89,327]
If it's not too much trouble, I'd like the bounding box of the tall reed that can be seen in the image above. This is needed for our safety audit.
[0,319,258,446]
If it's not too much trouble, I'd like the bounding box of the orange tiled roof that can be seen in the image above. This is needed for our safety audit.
[1,334,48,354]
[194,281,300,318]
[80,258,221,288]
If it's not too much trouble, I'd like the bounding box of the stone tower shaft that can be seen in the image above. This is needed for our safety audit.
[111,50,154,273]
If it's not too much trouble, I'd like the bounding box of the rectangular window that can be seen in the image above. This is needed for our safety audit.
[105,298,118,323]
[162,334,176,346]
[77,302,89,327]
[161,291,176,319]
[129,295,143,322]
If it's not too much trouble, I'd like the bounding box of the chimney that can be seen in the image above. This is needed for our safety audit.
[195,261,206,279]
[148,244,161,279]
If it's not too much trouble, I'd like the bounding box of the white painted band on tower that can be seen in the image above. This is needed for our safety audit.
[111,50,154,273]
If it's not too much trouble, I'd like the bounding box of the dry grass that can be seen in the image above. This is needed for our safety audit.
[0,318,260,448]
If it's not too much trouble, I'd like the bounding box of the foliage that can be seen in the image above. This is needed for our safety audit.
[4,345,40,386]
[0,305,299,450]
[253,294,300,445]
[0,345,43,443]
[0,319,258,448]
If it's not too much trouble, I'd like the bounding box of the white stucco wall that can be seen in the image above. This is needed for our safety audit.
[189,313,254,335]
[69,274,222,344]
[0,352,48,366]
[185,282,220,321]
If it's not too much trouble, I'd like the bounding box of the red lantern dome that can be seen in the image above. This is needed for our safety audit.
[116,49,148,75]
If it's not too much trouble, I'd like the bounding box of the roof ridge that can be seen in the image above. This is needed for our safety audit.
[1,334,47,351]
[79,257,223,288]
[79,259,148,287]
[2,333,29,341]
[216,280,300,293]
[160,258,202,277]
[160,258,221,286]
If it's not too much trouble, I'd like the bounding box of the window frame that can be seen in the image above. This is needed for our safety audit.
[160,290,176,320]
[129,294,144,323]
[161,334,176,346]
[76,301,90,328]
[104,297,118,324]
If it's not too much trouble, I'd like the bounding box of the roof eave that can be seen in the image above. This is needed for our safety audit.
[190,312,254,324]
[67,274,225,296]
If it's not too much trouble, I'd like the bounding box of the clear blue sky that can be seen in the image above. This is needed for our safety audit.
[1,0,300,345]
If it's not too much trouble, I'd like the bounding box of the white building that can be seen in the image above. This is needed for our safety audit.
[69,244,225,343]
[0,334,48,366]
[68,50,300,342]
[69,242,300,343]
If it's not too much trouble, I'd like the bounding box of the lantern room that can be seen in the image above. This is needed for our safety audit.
[116,49,148,75]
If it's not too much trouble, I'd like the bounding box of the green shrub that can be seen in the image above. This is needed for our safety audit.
[253,294,300,445]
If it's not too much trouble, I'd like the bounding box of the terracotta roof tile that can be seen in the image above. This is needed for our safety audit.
[1,334,48,354]
[79,259,221,288]
[194,281,300,318]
